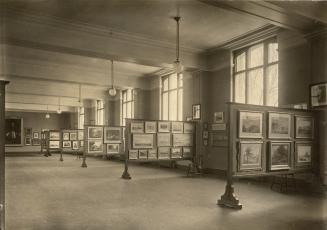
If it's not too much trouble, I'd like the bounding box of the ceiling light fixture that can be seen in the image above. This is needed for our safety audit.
[45,105,50,119]
[108,59,117,96]
[173,16,183,74]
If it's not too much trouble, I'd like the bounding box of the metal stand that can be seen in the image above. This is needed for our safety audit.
[121,158,131,179]
[81,155,87,168]
[59,150,64,162]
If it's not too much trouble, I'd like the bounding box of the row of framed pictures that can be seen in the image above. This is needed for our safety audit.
[85,140,123,154]
[132,133,193,149]
[238,141,313,173]
[25,137,41,146]
[49,140,84,150]
[239,111,314,139]
[128,147,193,160]
[87,126,122,143]
[130,121,194,134]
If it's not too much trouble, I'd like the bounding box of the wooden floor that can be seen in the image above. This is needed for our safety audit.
[5,154,327,230]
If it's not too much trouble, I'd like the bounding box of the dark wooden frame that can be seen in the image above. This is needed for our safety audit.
[310,81,327,108]
[192,104,201,120]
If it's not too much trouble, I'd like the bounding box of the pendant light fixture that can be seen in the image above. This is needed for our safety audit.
[45,105,50,119]
[57,97,62,114]
[108,59,117,96]
[173,16,184,74]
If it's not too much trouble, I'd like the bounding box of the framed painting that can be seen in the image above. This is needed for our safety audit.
[62,141,71,148]
[25,137,32,146]
[214,112,224,123]
[62,132,70,141]
[158,121,170,133]
[238,141,263,171]
[269,141,292,171]
[5,118,24,146]
[268,112,291,139]
[172,134,193,147]
[192,104,201,120]
[310,82,327,108]
[145,121,157,133]
[132,134,154,149]
[24,128,32,138]
[239,111,263,139]
[107,143,120,154]
[104,127,122,143]
[158,147,170,159]
[130,122,144,133]
[49,131,60,141]
[78,130,84,140]
[148,149,158,159]
[33,132,39,139]
[49,140,60,149]
[32,139,40,146]
[182,147,192,158]
[183,122,194,133]
[295,142,312,168]
[70,132,77,141]
[295,116,314,139]
[80,141,84,147]
[138,149,148,160]
[171,122,183,133]
[88,140,103,153]
[88,126,103,140]
[157,133,171,147]
[128,150,138,160]
[72,141,79,150]
[171,147,182,159]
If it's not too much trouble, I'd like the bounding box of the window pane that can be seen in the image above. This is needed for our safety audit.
[170,74,178,89]
[178,74,183,87]
[123,104,127,119]
[235,73,246,103]
[266,64,278,106]
[178,89,183,121]
[127,89,132,101]
[236,52,246,72]
[163,77,169,91]
[248,68,264,105]
[169,90,177,120]
[123,91,127,101]
[131,102,134,118]
[249,43,263,68]
[127,103,131,118]
[163,92,168,120]
[268,42,278,63]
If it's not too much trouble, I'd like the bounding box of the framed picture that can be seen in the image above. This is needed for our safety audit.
[138,149,148,159]
[158,147,170,159]
[192,104,201,120]
[88,140,103,153]
[158,121,170,133]
[25,137,32,146]
[148,149,158,159]
[238,141,263,171]
[183,147,192,158]
[107,143,120,154]
[80,141,84,147]
[72,141,79,150]
[62,132,70,141]
[268,112,291,139]
[171,122,183,133]
[172,134,193,147]
[104,127,122,143]
[49,131,60,140]
[295,142,312,168]
[211,123,226,131]
[24,128,32,137]
[295,116,314,139]
[132,134,154,149]
[310,82,327,107]
[203,131,209,139]
[129,150,138,160]
[157,133,171,147]
[145,121,157,133]
[239,111,263,138]
[33,132,39,139]
[203,139,208,146]
[32,139,40,146]
[5,118,23,146]
[88,126,103,139]
[186,116,192,121]
[130,122,144,133]
[183,122,194,133]
[214,112,224,123]
[78,130,84,140]
[62,141,71,148]
[171,147,182,159]
[49,140,60,149]
[269,141,292,171]
[70,132,77,141]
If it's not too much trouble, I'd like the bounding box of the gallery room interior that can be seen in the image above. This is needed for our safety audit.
[0,0,327,229]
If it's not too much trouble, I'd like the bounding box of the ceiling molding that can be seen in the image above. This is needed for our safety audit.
[4,8,202,55]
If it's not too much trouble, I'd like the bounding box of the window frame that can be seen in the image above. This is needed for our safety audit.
[96,100,104,125]
[121,89,135,126]
[233,37,278,106]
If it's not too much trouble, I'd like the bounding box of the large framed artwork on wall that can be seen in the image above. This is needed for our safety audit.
[5,118,24,146]
[295,116,314,139]
[310,82,327,108]
[268,112,291,139]
[269,141,292,171]
[295,142,312,168]
[238,111,263,139]
[238,141,263,172]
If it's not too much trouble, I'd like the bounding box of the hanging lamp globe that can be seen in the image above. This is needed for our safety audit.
[173,16,184,74]
[108,59,117,96]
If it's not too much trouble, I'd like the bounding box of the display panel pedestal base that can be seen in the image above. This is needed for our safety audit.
[121,164,131,180]
[186,162,201,177]
[218,183,242,209]
[81,156,87,168]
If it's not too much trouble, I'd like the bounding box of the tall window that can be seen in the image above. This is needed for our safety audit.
[233,38,278,106]
[96,100,104,125]
[161,73,183,121]
[122,89,134,126]
[78,107,84,129]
